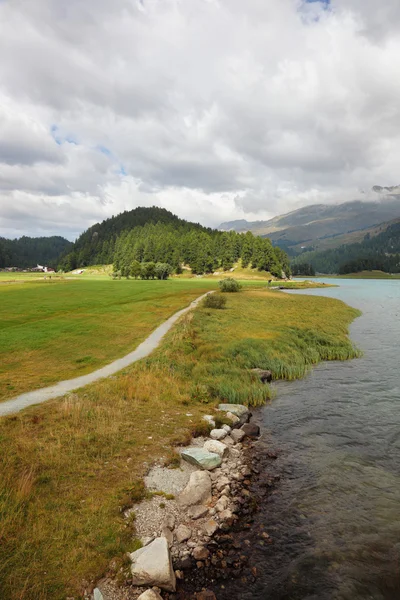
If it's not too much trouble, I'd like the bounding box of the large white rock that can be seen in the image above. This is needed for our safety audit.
[130,537,176,592]
[218,403,249,417]
[93,589,104,600]
[137,590,163,600]
[210,428,227,440]
[177,470,212,507]
[204,439,229,458]
[203,414,216,428]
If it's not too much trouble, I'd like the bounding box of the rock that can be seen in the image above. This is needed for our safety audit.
[222,424,232,433]
[203,415,216,428]
[161,527,173,547]
[251,368,272,383]
[218,403,249,417]
[222,435,234,446]
[178,471,212,507]
[141,536,155,547]
[203,518,218,536]
[164,514,176,530]
[210,428,227,440]
[196,591,217,600]
[137,590,163,600]
[192,546,210,560]
[175,569,184,580]
[215,476,230,492]
[219,509,233,522]
[93,589,104,600]
[130,537,176,592]
[231,429,246,443]
[215,496,229,512]
[175,524,192,543]
[181,448,222,471]
[204,439,229,458]
[188,505,209,520]
[241,422,260,438]
[226,411,240,425]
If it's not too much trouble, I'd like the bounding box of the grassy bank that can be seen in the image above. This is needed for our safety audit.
[0,287,361,600]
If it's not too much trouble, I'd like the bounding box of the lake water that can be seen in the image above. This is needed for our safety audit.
[228,279,400,599]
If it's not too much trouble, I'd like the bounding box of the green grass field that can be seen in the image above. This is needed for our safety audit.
[0,278,219,401]
[0,285,361,600]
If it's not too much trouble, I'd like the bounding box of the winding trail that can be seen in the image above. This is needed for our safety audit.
[0,292,211,417]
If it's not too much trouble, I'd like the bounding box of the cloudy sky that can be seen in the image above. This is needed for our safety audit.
[1,0,400,240]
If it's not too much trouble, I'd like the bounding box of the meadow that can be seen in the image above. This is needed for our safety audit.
[0,285,361,600]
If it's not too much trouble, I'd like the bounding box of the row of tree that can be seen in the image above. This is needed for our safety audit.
[291,221,400,274]
[59,207,291,277]
[0,236,71,269]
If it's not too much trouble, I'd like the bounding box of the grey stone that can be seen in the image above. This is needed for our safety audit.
[222,435,234,446]
[137,590,163,600]
[215,476,230,492]
[177,471,212,507]
[218,403,249,417]
[175,524,192,543]
[219,509,233,522]
[204,439,229,457]
[210,428,227,440]
[215,496,229,512]
[164,514,176,530]
[188,505,209,520]
[251,368,272,383]
[202,414,216,428]
[241,422,260,438]
[141,536,155,547]
[222,424,232,433]
[130,537,176,591]
[161,527,173,547]
[226,411,240,424]
[94,589,104,600]
[192,546,210,560]
[137,590,162,600]
[203,519,218,536]
[181,448,222,471]
[231,429,246,443]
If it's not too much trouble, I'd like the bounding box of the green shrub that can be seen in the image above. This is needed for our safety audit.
[203,293,227,309]
[219,278,242,292]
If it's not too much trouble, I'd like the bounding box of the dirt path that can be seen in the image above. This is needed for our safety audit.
[0,292,211,417]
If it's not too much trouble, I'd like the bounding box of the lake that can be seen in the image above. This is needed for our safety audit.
[225,279,400,599]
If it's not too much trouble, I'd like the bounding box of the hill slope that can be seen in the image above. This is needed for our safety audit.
[58,206,291,278]
[0,236,72,269]
[219,197,400,254]
[292,218,400,274]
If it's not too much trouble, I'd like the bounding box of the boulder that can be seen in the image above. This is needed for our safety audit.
[161,526,173,547]
[204,439,229,458]
[177,471,212,507]
[222,435,234,446]
[210,428,227,440]
[218,403,249,417]
[130,537,176,592]
[93,589,104,600]
[251,368,273,383]
[215,496,229,512]
[137,590,163,600]
[241,422,260,438]
[188,505,209,520]
[231,429,246,443]
[222,424,232,433]
[175,524,192,543]
[181,448,222,471]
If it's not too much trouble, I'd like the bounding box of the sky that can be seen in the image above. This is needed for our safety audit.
[1,0,400,240]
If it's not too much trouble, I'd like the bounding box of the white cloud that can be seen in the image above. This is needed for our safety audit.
[1,0,400,239]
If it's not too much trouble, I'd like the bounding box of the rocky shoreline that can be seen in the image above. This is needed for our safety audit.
[91,404,272,600]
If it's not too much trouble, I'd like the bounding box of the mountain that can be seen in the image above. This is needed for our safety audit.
[218,197,400,255]
[58,206,291,278]
[0,236,72,269]
[291,218,400,274]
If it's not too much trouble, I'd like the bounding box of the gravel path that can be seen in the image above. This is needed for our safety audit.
[0,292,211,417]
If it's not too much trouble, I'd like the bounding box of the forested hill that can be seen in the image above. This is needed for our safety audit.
[0,236,72,269]
[58,206,291,277]
[291,220,400,274]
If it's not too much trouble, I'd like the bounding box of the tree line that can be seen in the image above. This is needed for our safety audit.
[58,206,291,277]
[0,236,71,269]
[291,221,400,274]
